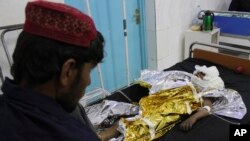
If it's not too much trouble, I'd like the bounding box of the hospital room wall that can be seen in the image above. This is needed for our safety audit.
[0,0,231,87]
[146,0,232,70]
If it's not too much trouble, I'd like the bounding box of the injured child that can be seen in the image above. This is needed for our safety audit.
[117,65,246,141]
[179,65,224,131]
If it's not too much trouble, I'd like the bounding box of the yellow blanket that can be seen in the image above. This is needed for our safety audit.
[120,85,201,141]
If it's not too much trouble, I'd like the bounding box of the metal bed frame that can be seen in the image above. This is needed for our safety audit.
[189,42,250,76]
[189,42,250,58]
[0,24,23,83]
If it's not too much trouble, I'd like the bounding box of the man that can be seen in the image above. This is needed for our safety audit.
[0,1,106,141]
[229,0,250,12]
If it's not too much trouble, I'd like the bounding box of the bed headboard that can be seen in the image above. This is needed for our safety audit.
[190,42,250,76]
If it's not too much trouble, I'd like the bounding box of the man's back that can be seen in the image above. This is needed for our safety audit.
[0,1,105,141]
[0,79,99,141]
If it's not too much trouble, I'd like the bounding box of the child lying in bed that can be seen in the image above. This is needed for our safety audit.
[118,65,226,140]
[180,65,224,131]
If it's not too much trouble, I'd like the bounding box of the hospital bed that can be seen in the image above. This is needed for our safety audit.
[104,42,250,141]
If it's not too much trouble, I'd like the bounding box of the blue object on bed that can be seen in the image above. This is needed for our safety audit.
[214,15,250,36]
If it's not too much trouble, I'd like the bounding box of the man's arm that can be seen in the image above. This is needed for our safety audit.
[98,121,120,141]
[71,104,120,141]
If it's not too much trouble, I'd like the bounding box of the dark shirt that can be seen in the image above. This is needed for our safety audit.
[0,78,100,141]
[229,0,250,12]
[70,103,97,133]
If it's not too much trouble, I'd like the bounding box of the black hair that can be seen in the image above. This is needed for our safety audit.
[11,31,104,85]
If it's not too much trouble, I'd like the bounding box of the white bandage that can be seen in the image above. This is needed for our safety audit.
[203,106,211,114]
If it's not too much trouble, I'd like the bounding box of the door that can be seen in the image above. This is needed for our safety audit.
[64,0,146,92]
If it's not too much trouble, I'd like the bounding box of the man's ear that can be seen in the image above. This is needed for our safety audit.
[59,59,77,87]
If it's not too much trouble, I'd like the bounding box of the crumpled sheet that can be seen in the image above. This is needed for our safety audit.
[136,70,192,94]
[202,89,247,119]
[85,100,139,129]
[136,69,247,120]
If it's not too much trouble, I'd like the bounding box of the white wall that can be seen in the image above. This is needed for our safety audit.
[146,0,232,70]
[0,0,64,27]
[0,0,64,88]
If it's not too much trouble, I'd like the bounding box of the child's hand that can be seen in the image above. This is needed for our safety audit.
[179,116,197,131]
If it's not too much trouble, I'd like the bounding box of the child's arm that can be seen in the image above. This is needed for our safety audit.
[179,98,212,131]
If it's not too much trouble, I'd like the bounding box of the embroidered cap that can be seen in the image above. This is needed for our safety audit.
[23,0,97,47]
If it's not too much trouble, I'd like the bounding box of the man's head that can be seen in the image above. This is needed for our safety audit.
[11,1,104,112]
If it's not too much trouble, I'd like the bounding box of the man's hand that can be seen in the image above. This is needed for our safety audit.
[98,121,120,141]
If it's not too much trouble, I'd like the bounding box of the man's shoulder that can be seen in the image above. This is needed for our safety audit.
[0,94,3,105]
